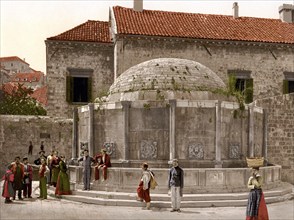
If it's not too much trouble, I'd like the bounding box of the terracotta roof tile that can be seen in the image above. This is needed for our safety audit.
[113,6,294,44]
[47,20,112,43]
[0,82,19,95]
[11,71,44,83]
[31,86,48,105]
[0,56,29,65]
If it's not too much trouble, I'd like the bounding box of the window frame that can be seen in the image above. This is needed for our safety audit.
[66,68,93,104]
[283,72,294,94]
[228,70,253,104]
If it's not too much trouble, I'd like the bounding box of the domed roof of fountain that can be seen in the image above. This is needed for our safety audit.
[108,58,227,101]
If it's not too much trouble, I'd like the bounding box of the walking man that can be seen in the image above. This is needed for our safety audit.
[168,159,184,212]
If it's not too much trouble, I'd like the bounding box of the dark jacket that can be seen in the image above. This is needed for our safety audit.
[168,166,184,189]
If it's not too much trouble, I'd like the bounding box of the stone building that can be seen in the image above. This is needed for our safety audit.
[0,56,34,75]
[46,2,294,118]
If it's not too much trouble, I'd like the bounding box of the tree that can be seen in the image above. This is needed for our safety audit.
[0,83,47,115]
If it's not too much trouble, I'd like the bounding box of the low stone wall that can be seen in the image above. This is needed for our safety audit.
[0,115,73,176]
[69,165,281,193]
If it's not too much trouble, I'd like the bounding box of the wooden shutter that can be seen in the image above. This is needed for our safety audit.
[66,76,73,103]
[87,77,92,102]
[283,80,289,94]
[245,78,253,104]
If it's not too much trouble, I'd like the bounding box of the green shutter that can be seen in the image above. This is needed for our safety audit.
[283,80,289,94]
[66,76,73,103]
[87,77,92,102]
[245,78,253,104]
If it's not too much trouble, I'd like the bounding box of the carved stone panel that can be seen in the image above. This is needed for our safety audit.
[140,140,157,159]
[229,144,240,159]
[188,143,204,159]
[104,142,116,158]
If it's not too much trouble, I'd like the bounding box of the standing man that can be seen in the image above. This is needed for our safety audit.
[78,149,94,190]
[11,156,24,200]
[168,159,184,212]
[40,141,45,152]
[94,148,111,182]
[22,157,33,198]
[28,141,33,156]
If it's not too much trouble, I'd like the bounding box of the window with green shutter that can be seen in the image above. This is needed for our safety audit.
[228,70,253,103]
[66,68,93,103]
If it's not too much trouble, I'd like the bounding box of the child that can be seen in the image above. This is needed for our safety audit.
[2,164,15,203]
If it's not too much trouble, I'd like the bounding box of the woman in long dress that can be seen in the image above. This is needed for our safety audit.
[2,165,14,203]
[38,159,47,199]
[55,155,71,196]
[246,167,269,220]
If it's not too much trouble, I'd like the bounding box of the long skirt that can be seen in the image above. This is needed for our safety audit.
[246,189,269,220]
[55,172,71,195]
[39,177,47,199]
[137,181,150,203]
[2,180,14,198]
[51,167,60,185]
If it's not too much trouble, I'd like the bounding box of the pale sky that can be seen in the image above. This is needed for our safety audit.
[1,0,293,73]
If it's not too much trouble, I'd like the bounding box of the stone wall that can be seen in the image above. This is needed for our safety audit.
[0,115,73,176]
[255,93,294,184]
[114,37,294,100]
[46,40,114,118]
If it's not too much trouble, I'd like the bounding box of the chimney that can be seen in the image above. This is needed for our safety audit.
[133,0,143,12]
[232,2,239,19]
[279,4,294,23]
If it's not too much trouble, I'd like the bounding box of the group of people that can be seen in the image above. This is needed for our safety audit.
[136,159,268,220]
[136,159,184,212]
[78,148,112,191]
[2,146,72,203]
[2,156,33,203]
[2,145,269,219]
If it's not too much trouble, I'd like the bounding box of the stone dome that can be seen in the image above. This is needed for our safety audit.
[108,58,226,101]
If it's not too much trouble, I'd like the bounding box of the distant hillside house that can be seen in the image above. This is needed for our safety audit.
[45,1,294,118]
[0,56,34,75]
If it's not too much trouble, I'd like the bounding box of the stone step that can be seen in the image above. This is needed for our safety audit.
[48,183,294,208]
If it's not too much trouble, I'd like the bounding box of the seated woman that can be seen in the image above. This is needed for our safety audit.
[246,167,269,220]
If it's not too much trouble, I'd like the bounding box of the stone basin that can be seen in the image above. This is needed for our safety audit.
[68,164,281,194]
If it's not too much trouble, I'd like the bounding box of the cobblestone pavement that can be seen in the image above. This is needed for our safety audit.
[0,181,293,220]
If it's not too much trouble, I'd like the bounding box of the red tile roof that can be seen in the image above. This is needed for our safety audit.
[0,83,47,106]
[11,71,44,83]
[31,86,48,105]
[0,82,18,95]
[112,6,294,44]
[47,20,112,43]
[0,56,30,65]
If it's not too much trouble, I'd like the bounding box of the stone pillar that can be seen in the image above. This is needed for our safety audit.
[215,101,222,168]
[122,101,131,161]
[248,105,254,157]
[72,107,78,159]
[262,109,268,165]
[169,100,176,161]
[88,103,94,157]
